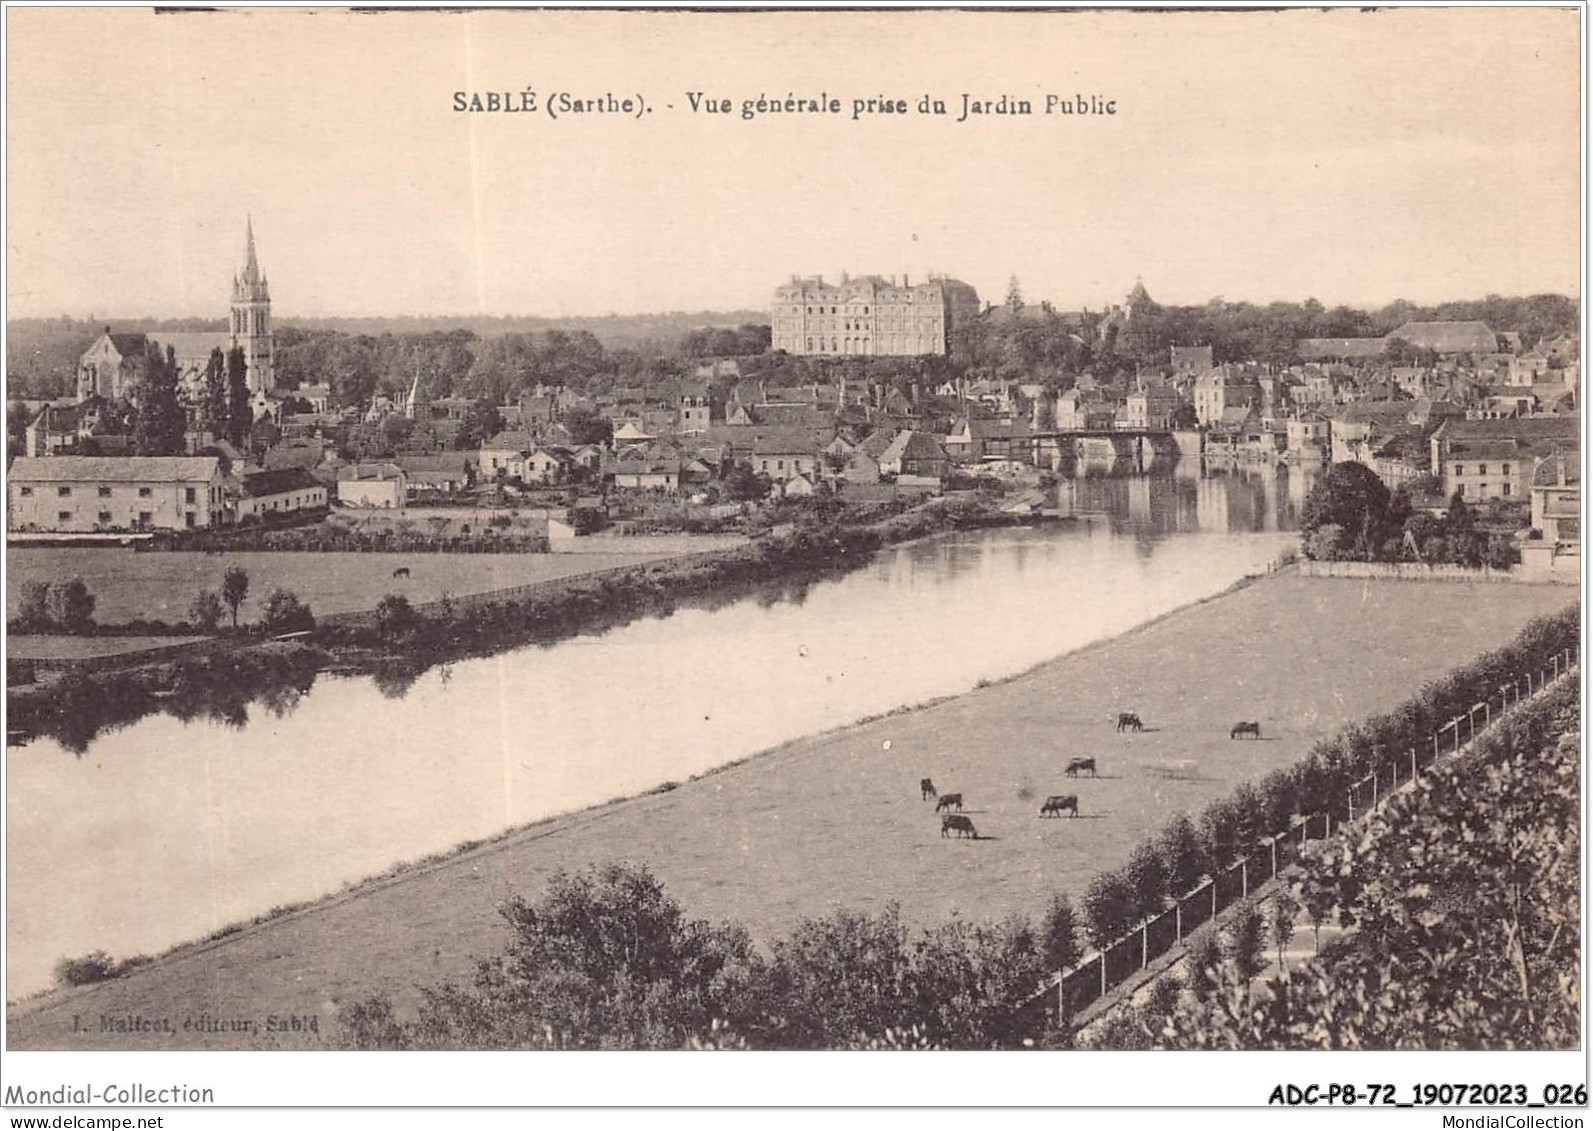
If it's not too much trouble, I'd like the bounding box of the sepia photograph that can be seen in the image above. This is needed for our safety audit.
[1,0,1585,1115]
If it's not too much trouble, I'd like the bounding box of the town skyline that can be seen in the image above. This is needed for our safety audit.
[7,7,1580,322]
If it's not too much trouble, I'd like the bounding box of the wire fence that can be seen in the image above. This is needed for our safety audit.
[1030,642,1580,1027]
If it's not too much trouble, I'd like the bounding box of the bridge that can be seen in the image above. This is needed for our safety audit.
[1028,428,1191,467]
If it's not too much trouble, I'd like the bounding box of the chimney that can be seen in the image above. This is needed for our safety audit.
[1557,454,1567,487]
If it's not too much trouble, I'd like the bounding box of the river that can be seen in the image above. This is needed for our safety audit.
[5,462,1313,999]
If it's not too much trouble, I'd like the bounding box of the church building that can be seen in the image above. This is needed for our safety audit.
[76,218,277,402]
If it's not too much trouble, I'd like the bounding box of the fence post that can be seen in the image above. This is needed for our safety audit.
[1176,901,1183,943]
[1100,952,1107,998]
[1211,881,1217,920]
[1141,923,1148,970]
[1410,748,1417,782]
[1270,836,1278,878]
[1372,768,1379,807]
[1241,860,1249,898]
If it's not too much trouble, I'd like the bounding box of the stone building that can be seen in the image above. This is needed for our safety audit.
[76,218,276,402]
[8,456,225,532]
[770,273,980,357]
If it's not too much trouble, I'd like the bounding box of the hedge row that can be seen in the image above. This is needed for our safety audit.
[1079,604,1579,949]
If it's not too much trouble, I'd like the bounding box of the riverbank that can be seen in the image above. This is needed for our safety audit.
[5,497,1036,750]
[6,571,1571,1048]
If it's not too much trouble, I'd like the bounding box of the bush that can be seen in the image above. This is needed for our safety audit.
[260,589,315,634]
[1040,892,1082,973]
[54,950,121,986]
[374,593,418,638]
[1225,898,1269,981]
[190,589,224,633]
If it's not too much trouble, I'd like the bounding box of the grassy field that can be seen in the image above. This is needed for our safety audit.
[6,573,1573,1049]
[5,546,697,625]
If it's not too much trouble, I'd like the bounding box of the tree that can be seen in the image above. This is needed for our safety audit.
[1226,898,1269,983]
[454,399,504,451]
[133,343,185,455]
[45,578,96,633]
[221,567,250,628]
[1300,462,1394,559]
[1271,886,1301,974]
[564,405,613,447]
[260,589,314,634]
[722,463,772,503]
[226,346,253,447]
[374,593,418,638]
[15,580,51,629]
[200,348,229,436]
[1040,892,1082,973]
[341,862,761,1050]
[190,589,224,633]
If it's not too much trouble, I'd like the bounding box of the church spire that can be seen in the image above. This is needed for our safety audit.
[242,215,261,286]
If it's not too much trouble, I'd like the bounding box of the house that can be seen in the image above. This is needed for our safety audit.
[24,402,87,457]
[751,436,822,482]
[781,473,818,498]
[1193,369,1259,426]
[880,430,949,478]
[677,382,712,433]
[337,462,408,508]
[525,447,575,484]
[1169,345,1214,375]
[235,467,328,522]
[1124,386,1183,431]
[393,453,471,495]
[480,430,535,479]
[609,453,680,493]
[944,416,1032,463]
[1054,389,1116,431]
[839,449,882,485]
[1520,453,1580,583]
[1430,417,1580,503]
[9,455,225,532]
[612,421,656,446]
[1284,412,1330,460]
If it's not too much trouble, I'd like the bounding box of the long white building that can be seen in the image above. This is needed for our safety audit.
[771,273,980,357]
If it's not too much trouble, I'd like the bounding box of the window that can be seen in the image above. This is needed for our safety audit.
[1502,483,1512,497]
[98,511,112,524]
[58,510,71,522]
[185,512,196,528]
[19,486,32,497]
[98,486,112,498]
[1453,464,1463,477]
[1478,464,1487,476]
[185,487,196,503]
[1501,463,1511,476]
[138,486,152,498]
[138,511,153,526]
[57,486,71,497]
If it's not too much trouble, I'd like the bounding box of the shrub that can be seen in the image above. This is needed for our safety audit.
[260,589,315,634]
[374,593,418,639]
[45,578,96,633]
[190,589,224,633]
[54,950,121,986]
[1225,898,1269,981]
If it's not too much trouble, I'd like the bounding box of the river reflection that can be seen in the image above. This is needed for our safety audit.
[6,465,1305,998]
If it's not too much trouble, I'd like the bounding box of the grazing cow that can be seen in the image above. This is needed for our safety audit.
[1230,721,1261,740]
[934,792,964,813]
[1040,794,1079,818]
[920,777,937,801]
[1065,756,1097,778]
[941,813,977,839]
[1116,712,1144,733]
[392,567,411,579]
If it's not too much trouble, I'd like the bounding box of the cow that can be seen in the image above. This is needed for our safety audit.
[934,792,964,813]
[941,813,977,839]
[1040,794,1079,818]
[1116,712,1144,733]
[1065,756,1097,778]
[392,567,411,579]
[1230,721,1261,740]
[920,777,937,801]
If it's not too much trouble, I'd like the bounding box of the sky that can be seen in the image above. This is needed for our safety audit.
[5,6,1582,320]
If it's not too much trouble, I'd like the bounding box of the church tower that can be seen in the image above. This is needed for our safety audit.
[230,216,275,393]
